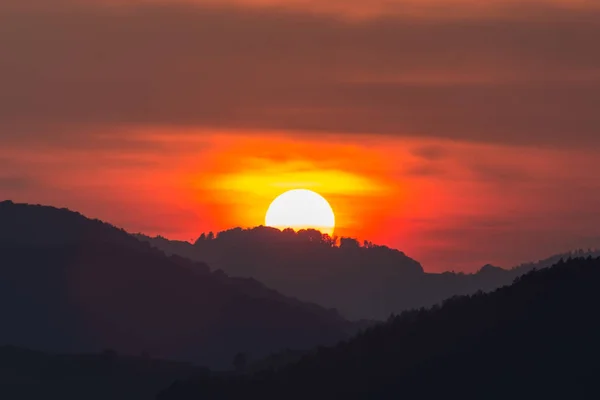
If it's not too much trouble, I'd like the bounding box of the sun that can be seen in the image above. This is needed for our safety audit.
[265,189,335,236]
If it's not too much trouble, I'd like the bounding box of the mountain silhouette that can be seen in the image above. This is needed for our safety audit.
[138,228,600,320]
[159,256,600,399]
[0,201,354,368]
[137,227,423,320]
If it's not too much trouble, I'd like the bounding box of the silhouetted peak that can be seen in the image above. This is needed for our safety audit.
[478,264,505,274]
[189,225,422,264]
[0,201,145,250]
[140,227,428,320]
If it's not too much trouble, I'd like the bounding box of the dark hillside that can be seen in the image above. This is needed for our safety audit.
[140,228,599,320]
[160,257,600,399]
[0,201,352,368]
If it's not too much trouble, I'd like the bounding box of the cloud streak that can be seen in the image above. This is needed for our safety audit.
[1,1,599,146]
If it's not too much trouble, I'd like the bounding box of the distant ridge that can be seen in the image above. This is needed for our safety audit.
[138,227,600,320]
[137,227,424,320]
[159,256,600,399]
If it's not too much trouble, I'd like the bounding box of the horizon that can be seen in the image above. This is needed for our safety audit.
[4,198,598,274]
[2,0,600,272]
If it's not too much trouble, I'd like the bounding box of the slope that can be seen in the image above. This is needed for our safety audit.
[0,201,352,368]
[140,229,600,320]
[138,228,425,320]
[160,256,600,399]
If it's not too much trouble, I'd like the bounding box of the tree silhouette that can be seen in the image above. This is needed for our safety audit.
[339,237,360,249]
[195,233,206,244]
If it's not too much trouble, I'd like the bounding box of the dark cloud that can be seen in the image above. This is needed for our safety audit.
[1,2,600,146]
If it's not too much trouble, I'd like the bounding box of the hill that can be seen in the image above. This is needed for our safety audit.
[159,256,600,399]
[138,228,600,320]
[137,228,424,320]
[0,201,353,368]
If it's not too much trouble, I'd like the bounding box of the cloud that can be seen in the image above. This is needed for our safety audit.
[1,2,599,147]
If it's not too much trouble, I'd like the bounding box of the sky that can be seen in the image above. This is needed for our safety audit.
[1,0,600,272]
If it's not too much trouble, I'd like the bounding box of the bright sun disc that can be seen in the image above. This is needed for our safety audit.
[265,189,335,236]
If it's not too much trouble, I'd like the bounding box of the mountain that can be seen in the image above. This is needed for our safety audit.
[0,201,353,368]
[137,228,425,320]
[510,248,600,274]
[138,228,600,320]
[159,256,600,399]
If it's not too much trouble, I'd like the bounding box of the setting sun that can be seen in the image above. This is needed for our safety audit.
[265,189,335,235]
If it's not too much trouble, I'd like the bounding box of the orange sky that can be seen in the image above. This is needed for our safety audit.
[3,127,600,272]
[1,0,600,271]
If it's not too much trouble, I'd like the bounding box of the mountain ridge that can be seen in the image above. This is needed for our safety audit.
[138,228,600,320]
[159,256,600,399]
[0,201,355,368]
